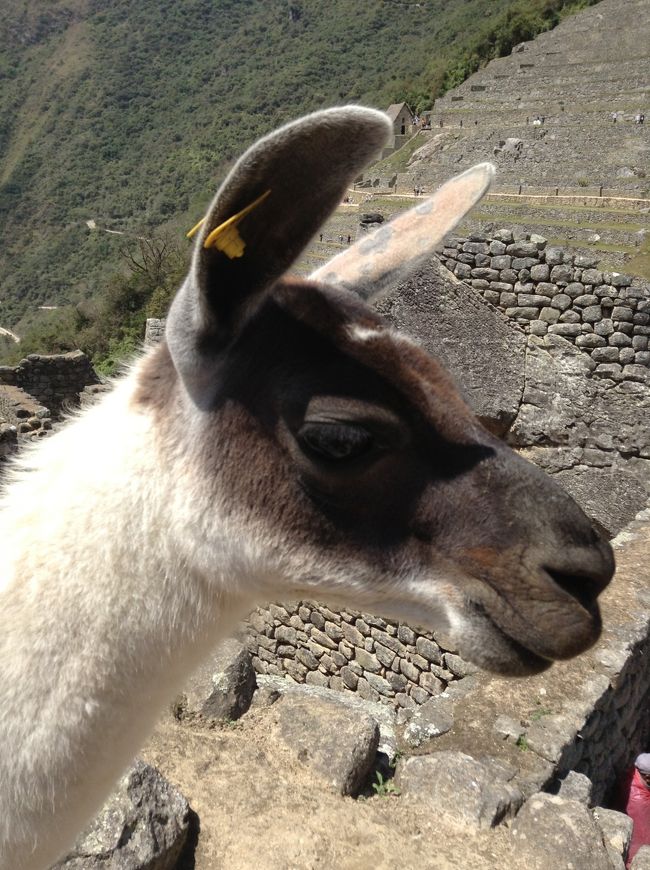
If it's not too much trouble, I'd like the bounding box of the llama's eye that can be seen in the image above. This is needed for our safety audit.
[298,422,373,461]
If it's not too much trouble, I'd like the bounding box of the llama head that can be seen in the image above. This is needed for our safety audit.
[157,107,614,676]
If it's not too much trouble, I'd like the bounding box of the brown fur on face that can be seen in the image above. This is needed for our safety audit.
[135,276,614,675]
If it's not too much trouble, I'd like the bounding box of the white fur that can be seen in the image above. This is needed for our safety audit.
[0,362,263,870]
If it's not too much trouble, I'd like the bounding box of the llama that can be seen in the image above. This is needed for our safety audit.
[0,107,613,870]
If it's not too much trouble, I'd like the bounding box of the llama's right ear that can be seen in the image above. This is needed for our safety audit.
[166,107,390,388]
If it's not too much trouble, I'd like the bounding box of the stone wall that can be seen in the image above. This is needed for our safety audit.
[437,230,650,385]
[243,603,476,712]
[0,351,100,418]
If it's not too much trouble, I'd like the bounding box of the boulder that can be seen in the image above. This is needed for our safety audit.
[593,807,633,868]
[403,696,454,747]
[395,751,523,828]
[511,793,611,870]
[174,638,257,721]
[54,761,192,869]
[274,694,379,795]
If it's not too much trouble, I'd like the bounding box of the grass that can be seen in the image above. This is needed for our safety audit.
[370,132,427,175]
[371,771,401,798]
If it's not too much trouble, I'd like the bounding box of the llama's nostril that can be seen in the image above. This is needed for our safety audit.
[544,568,607,612]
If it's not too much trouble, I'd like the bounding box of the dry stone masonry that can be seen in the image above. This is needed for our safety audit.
[243,603,477,712]
[0,351,100,418]
[438,229,650,384]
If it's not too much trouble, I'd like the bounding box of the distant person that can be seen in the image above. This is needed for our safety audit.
[612,112,618,123]
[616,753,650,867]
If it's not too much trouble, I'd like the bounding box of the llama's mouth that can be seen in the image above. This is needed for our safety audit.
[459,601,553,676]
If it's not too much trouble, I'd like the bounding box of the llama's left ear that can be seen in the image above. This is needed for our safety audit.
[310,162,495,300]
[166,107,390,384]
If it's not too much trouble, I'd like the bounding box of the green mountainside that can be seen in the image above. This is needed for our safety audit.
[0,0,599,366]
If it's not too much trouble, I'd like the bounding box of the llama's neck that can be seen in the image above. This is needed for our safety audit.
[0,371,255,870]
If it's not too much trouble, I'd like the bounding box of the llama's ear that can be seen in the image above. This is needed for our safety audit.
[310,163,495,300]
[167,107,390,373]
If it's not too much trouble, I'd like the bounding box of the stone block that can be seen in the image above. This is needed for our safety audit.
[517,294,548,307]
[619,348,636,365]
[610,273,632,287]
[374,642,395,668]
[415,636,442,664]
[581,268,603,285]
[512,794,611,870]
[462,241,489,254]
[548,323,581,337]
[454,262,472,279]
[296,648,319,670]
[507,241,539,258]
[471,268,500,281]
[609,332,632,348]
[595,318,614,337]
[396,752,522,827]
[490,255,512,270]
[341,622,364,646]
[573,294,598,307]
[175,639,256,722]
[397,624,415,644]
[530,263,550,281]
[636,351,650,365]
[400,659,420,682]
[550,264,573,284]
[276,695,379,795]
[593,807,633,864]
[581,305,602,323]
[545,247,564,266]
[551,293,571,311]
[505,307,539,321]
[499,269,518,284]
[540,306,560,323]
[559,309,581,324]
[55,761,191,870]
[354,648,381,673]
[612,306,634,322]
[483,290,500,305]
[489,240,507,255]
[310,628,338,650]
[576,334,606,349]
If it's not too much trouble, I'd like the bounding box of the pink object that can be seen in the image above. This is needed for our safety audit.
[618,767,650,866]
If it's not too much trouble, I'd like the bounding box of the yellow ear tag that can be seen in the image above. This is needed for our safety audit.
[186,190,271,259]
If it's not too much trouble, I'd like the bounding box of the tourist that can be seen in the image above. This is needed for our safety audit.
[616,753,650,866]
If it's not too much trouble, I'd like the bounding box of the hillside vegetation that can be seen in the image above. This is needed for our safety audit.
[0,0,600,367]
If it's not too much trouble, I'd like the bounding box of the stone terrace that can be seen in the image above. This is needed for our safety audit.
[401,0,650,195]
